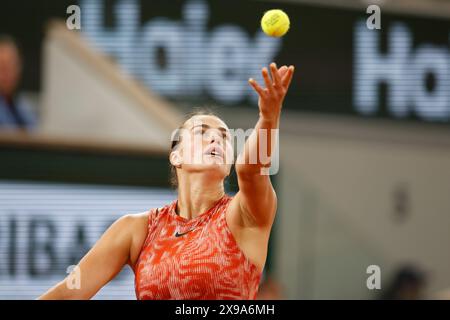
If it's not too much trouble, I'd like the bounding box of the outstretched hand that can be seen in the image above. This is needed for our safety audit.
[248,62,295,121]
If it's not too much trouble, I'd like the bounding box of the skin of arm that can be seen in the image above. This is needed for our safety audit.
[234,63,294,228]
[38,213,147,300]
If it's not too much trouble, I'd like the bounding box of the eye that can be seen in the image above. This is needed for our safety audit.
[222,132,230,141]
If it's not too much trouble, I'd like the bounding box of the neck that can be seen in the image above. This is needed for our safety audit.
[176,172,225,220]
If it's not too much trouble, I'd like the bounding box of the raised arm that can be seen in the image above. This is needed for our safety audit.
[38,213,145,300]
[234,63,294,228]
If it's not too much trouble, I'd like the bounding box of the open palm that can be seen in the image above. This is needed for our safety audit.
[248,63,295,121]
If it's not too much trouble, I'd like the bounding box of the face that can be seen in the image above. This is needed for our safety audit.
[170,115,234,182]
[0,44,21,97]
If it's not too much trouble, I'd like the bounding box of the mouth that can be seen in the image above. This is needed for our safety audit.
[204,145,224,159]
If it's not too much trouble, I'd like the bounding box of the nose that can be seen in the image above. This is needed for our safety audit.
[205,129,223,145]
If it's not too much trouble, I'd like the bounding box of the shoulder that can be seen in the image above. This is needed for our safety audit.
[116,211,149,229]
[105,212,150,248]
[120,205,166,226]
[119,206,165,235]
[121,209,159,268]
[118,200,175,237]
[124,210,151,230]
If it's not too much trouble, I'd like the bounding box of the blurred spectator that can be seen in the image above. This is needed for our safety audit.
[380,265,427,300]
[256,274,284,300]
[0,35,37,131]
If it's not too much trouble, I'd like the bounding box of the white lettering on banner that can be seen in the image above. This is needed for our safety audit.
[81,0,282,104]
[354,20,450,121]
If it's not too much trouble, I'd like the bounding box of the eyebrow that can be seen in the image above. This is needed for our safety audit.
[190,124,229,135]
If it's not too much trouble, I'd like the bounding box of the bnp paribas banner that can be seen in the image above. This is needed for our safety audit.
[3,0,450,123]
[0,180,175,299]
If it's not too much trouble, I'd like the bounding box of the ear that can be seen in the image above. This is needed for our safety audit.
[169,150,182,168]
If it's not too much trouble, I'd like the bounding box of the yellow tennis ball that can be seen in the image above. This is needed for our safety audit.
[261,9,290,37]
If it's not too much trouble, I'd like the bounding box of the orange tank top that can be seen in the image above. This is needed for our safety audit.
[133,194,262,299]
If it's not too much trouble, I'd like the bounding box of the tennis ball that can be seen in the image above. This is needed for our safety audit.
[261,9,290,37]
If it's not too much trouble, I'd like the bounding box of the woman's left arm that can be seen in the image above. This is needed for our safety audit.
[234,63,294,228]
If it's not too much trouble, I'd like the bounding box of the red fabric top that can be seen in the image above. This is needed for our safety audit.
[134,194,262,299]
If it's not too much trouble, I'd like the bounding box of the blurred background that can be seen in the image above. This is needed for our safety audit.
[1,0,450,299]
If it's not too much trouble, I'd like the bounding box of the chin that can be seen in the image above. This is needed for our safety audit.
[203,163,231,180]
[185,162,227,174]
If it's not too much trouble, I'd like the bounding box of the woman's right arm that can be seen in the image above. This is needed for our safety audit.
[38,214,140,300]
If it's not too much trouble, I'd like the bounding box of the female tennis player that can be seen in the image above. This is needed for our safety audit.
[39,62,294,300]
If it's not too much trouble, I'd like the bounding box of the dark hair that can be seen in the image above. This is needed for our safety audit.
[0,35,22,61]
[0,35,17,45]
[169,107,221,189]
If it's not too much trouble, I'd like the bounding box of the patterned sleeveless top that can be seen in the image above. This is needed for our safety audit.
[133,194,262,300]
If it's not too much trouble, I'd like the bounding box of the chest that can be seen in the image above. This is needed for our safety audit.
[145,216,230,266]
[134,211,260,300]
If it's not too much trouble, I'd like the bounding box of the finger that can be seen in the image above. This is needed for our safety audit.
[282,65,295,88]
[261,67,274,93]
[270,62,282,87]
[278,65,288,79]
[248,78,266,97]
